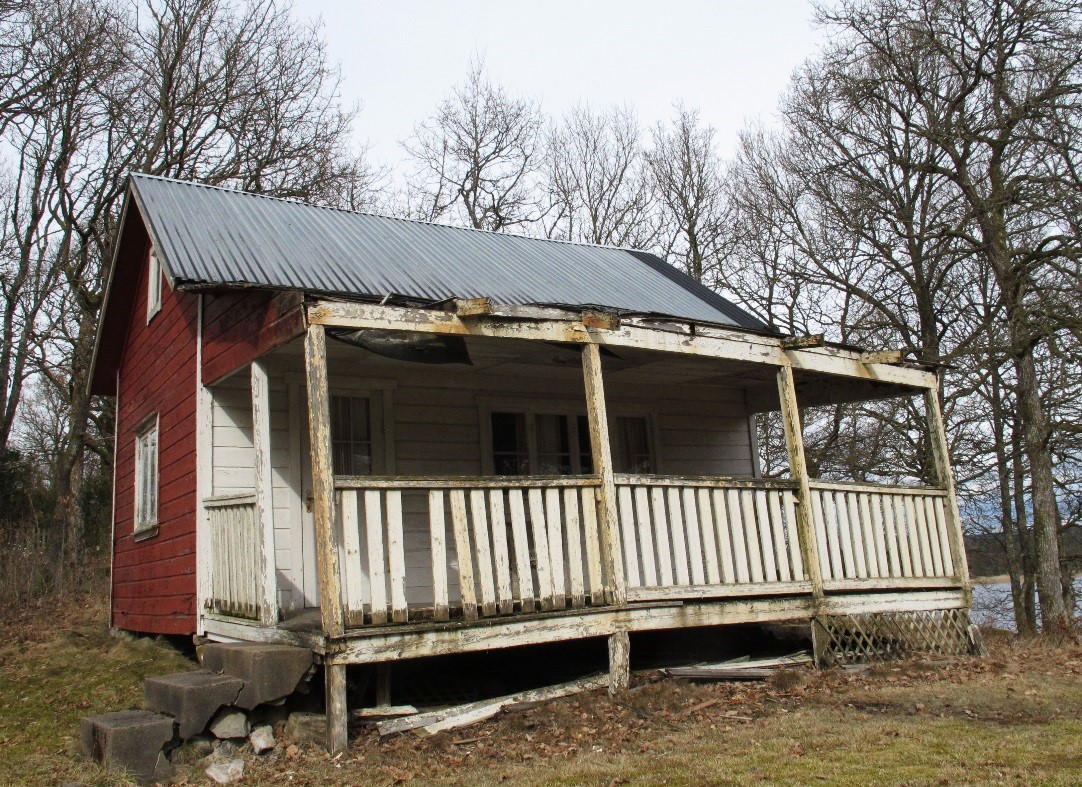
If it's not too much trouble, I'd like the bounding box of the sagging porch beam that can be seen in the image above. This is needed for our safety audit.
[306,300,939,390]
[303,324,346,639]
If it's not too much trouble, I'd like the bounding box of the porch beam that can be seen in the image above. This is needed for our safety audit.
[306,300,939,390]
[251,359,278,627]
[776,365,824,606]
[582,343,626,605]
[304,324,345,638]
[923,385,972,604]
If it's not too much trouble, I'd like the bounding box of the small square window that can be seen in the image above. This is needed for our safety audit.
[134,416,159,533]
[147,250,162,322]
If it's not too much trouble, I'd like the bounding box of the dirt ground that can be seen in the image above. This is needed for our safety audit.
[2,593,1081,786]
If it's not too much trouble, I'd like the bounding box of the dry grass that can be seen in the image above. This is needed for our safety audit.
[2,595,1081,786]
[0,592,194,786]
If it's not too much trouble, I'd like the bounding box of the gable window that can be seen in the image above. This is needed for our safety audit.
[147,250,162,323]
[331,396,372,475]
[134,415,159,534]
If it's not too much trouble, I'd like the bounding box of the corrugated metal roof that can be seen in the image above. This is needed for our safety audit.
[129,174,766,329]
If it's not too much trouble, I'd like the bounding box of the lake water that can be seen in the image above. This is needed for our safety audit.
[971,579,1082,632]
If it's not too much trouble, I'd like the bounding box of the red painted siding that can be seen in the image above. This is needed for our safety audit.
[111,216,200,635]
[202,289,304,385]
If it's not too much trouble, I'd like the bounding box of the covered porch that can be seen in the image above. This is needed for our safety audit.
[196,299,971,751]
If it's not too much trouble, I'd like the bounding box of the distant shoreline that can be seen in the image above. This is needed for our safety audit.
[972,574,1011,585]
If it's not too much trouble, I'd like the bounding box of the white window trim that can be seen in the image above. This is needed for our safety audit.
[147,250,162,323]
[134,412,160,538]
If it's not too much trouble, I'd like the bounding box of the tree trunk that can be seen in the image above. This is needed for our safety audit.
[1010,313,1069,634]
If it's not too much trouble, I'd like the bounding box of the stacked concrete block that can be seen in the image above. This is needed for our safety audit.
[80,642,314,783]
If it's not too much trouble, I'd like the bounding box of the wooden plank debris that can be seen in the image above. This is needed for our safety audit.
[663,651,812,681]
[375,674,607,737]
[353,705,419,720]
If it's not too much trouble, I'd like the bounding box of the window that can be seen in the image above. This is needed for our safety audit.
[577,416,594,474]
[147,250,162,322]
[613,416,653,474]
[535,414,572,474]
[134,416,159,534]
[491,412,529,475]
[331,396,373,475]
[487,408,654,476]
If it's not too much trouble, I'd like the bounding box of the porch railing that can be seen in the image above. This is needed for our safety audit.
[809,480,956,587]
[329,473,963,629]
[614,475,810,601]
[334,476,607,627]
[206,494,262,619]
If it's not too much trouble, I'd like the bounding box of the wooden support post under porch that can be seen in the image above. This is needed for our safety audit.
[304,324,350,752]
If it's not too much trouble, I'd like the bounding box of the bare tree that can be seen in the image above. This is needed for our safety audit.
[544,104,659,248]
[0,0,380,579]
[402,57,543,232]
[816,0,1082,633]
[648,105,727,284]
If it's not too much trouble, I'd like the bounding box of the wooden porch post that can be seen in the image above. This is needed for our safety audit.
[303,324,345,638]
[325,661,348,754]
[251,359,278,627]
[923,383,972,604]
[304,324,348,753]
[776,365,824,606]
[581,342,626,606]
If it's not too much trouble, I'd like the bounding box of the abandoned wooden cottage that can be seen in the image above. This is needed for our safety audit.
[89,174,975,750]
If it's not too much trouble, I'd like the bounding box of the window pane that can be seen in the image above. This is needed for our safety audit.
[135,421,159,530]
[536,414,571,475]
[577,415,594,475]
[615,416,653,474]
[331,396,372,475]
[491,412,528,475]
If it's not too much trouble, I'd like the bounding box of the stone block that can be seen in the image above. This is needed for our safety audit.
[201,643,313,709]
[209,707,250,739]
[79,709,175,786]
[206,758,245,784]
[249,724,276,754]
[144,670,245,739]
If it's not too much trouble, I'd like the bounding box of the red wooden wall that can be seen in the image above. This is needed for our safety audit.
[111,218,200,635]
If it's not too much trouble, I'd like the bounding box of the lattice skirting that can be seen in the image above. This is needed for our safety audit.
[812,608,984,666]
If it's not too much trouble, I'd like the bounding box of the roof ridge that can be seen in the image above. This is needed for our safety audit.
[128,172,649,255]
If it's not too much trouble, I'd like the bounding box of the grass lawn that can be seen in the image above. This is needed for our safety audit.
[2,593,1081,786]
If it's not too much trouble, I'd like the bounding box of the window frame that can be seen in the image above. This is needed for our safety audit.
[133,412,160,538]
[147,249,162,323]
[325,380,394,476]
[478,395,657,477]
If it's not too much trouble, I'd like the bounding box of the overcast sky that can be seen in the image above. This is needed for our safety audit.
[292,1,825,172]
